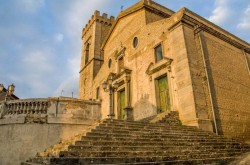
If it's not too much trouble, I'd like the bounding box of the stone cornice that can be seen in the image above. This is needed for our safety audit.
[79,57,104,73]
[146,57,173,76]
[115,68,132,80]
[168,8,250,53]
[183,14,250,53]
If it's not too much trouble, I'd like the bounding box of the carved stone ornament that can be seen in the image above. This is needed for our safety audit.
[146,57,173,75]
[115,46,126,60]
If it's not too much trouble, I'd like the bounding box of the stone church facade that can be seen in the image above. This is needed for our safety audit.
[79,0,250,141]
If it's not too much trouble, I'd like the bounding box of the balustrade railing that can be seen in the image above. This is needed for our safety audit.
[0,97,101,120]
[4,99,49,115]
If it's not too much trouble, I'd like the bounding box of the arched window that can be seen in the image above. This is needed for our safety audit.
[85,44,90,65]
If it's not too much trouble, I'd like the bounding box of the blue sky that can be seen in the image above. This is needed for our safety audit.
[0,0,249,99]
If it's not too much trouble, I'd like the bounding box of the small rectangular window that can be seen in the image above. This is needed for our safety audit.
[155,44,163,62]
[96,87,100,99]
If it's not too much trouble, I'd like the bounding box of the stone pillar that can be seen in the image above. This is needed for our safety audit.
[124,77,133,121]
[0,103,7,118]
[196,29,218,134]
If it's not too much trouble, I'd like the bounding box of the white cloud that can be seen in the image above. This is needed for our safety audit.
[1,0,108,98]
[54,33,64,43]
[237,6,250,30]
[22,50,54,73]
[48,0,110,97]
[208,6,231,24]
[208,0,232,25]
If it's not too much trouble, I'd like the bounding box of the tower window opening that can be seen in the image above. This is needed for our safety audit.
[133,37,138,48]
[85,44,90,65]
[108,59,112,68]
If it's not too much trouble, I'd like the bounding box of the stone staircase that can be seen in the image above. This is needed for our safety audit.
[139,111,181,125]
[22,117,250,165]
[38,124,99,157]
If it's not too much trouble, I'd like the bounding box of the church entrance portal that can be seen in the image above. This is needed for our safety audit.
[118,89,126,119]
[156,76,170,113]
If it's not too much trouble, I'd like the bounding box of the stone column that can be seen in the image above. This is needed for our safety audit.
[0,103,7,118]
[196,29,218,134]
[124,76,133,121]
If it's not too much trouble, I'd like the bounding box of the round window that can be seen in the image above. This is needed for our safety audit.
[133,37,138,48]
[108,59,112,68]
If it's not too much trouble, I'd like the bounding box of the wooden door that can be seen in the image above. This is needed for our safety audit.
[157,76,170,113]
[119,90,126,119]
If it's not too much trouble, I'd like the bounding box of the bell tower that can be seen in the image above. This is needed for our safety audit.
[79,10,114,99]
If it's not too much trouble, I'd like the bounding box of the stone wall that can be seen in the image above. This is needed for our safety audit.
[0,97,101,165]
[165,8,250,141]
[168,23,198,127]
[202,32,250,141]
[93,9,148,119]
[0,123,97,165]
[181,25,214,132]
[93,9,176,120]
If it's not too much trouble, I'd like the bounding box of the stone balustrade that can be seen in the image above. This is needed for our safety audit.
[0,97,101,165]
[4,99,49,115]
[0,97,101,124]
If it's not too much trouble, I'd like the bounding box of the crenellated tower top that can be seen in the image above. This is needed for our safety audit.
[82,10,115,38]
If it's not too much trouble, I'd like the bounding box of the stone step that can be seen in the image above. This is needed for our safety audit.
[96,124,220,135]
[103,118,181,124]
[83,131,238,142]
[140,111,181,124]
[78,138,242,148]
[81,134,232,142]
[74,140,243,147]
[59,150,243,158]
[86,156,236,164]
[67,145,247,153]
[100,120,181,127]
[24,156,239,165]
[92,126,214,135]
[87,131,216,138]
[99,122,196,130]
[94,127,212,136]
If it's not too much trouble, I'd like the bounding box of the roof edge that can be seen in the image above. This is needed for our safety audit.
[169,7,250,52]
[101,0,175,50]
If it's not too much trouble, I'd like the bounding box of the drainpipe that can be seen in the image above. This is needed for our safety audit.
[242,49,250,75]
[197,30,218,135]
